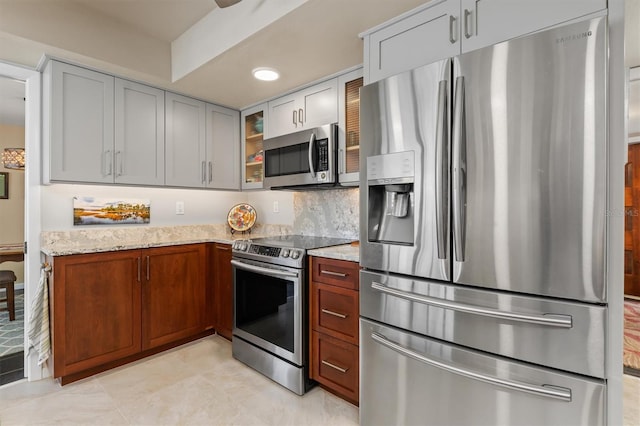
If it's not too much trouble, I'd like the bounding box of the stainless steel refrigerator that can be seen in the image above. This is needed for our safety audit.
[359,16,609,425]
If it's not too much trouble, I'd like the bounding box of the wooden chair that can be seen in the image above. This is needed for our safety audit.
[0,270,16,321]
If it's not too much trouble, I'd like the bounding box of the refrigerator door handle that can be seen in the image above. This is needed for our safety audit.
[435,79,449,260]
[452,75,467,262]
[370,332,572,402]
[370,282,573,328]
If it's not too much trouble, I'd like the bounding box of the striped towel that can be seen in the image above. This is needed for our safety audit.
[28,264,51,366]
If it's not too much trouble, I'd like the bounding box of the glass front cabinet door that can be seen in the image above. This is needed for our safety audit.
[241,104,266,190]
[338,68,363,186]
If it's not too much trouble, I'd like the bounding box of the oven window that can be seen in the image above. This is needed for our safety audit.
[264,143,310,177]
[235,267,295,353]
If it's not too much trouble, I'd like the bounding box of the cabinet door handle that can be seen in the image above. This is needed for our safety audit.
[321,308,347,319]
[321,360,349,373]
[201,161,206,184]
[116,151,123,176]
[146,255,150,281]
[298,108,304,124]
[208,161,213,183]
[104,150,112,176]
[137,257,141,282]
[464,9,472,39]
[217,246,230,251]
[449,15,457,44]
[293,109,298,125]
[320,269,347,278]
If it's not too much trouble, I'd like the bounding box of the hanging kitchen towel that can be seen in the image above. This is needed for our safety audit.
[28,264,51,366]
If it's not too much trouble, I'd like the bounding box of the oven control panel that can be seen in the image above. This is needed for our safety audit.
[232,241,304,267]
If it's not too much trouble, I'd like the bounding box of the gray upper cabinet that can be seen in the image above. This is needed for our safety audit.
[115,79,165,186]
[205,104,240,190]
[266,78,338,138]
[165,92,207,188]
[165,93,240,189]
[45,61,115,184]
[362,0,606,84]
[364,0,459,84]
[458,0,606,54]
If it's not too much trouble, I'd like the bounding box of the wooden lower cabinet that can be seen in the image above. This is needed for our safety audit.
[142,244,207,349]
[50,250,142,378]
[311,331,359,404]
[213,243,233,340]
[309,256,359,405]
[49,243,210,384]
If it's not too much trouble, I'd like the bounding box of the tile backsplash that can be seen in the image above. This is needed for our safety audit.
[293,188,359,240]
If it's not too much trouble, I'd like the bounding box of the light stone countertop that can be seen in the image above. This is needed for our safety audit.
[40,224,292,256]
[308,243,360,263]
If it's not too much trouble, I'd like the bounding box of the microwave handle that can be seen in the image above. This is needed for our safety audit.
[308,132,317,178]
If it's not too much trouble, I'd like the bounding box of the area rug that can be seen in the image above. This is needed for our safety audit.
[624,299,640,375]
[0,291,24,357]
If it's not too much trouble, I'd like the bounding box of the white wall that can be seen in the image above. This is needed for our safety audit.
[246,190,294,226]
[41,184,248,230]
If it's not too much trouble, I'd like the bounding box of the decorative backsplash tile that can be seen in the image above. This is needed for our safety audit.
[293,188,359,240]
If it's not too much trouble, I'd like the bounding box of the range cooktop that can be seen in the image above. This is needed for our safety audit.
[231,234,355,268]
[247,234,355,250]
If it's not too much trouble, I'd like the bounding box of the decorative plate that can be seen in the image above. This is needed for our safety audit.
[227,203,257,233]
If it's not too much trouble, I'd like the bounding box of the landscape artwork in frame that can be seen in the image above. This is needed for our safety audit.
[73,196,150,226]
[0,172,7,199]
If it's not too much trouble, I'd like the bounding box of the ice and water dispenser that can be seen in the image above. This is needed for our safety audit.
[366,151,415,246]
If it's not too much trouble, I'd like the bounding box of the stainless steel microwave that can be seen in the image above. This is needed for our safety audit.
[263,123,338,190]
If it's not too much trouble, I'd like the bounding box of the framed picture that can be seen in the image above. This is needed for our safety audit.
[73,196,151,226]
[0,172,7,199]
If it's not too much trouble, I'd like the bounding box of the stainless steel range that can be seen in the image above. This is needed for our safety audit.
[230,234,353,395]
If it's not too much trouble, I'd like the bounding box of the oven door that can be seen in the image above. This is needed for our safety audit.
[231,258,303,365]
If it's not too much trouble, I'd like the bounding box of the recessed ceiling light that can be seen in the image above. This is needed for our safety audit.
[252,67,279,81]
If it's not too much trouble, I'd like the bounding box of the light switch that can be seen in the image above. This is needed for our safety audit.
[273,201,279,213]
[176,201,185,215]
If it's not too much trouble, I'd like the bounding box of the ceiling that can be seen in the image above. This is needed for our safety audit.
[0,0,427,111]
[0,0,639,127]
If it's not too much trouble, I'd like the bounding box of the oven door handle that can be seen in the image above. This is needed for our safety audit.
[231,259,299,278]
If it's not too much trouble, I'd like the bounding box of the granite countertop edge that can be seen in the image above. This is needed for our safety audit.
[40,224,361,261]
[307,244,360,263]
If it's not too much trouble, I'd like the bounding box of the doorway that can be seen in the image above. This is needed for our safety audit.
[624,66,640,376]
[0,76,26,385]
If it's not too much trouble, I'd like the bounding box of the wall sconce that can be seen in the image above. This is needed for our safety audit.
[2,148,25,170]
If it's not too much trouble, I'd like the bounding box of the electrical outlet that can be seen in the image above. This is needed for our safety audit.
[273,201,279,213]
[175,201,185,215]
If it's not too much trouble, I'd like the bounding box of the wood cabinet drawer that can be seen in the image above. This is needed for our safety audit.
[311,331,359,404]
[312,282,358,345]
[311,257,359,290]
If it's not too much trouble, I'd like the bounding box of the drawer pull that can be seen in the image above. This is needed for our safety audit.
[321,270,347,278]
[321,308,347,319]
[322,360,349,373]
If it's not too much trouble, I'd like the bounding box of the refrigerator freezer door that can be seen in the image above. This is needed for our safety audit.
[452,17,607,302]
[360,318,606,426]
[360,270,606,378]
[360,58,452,281]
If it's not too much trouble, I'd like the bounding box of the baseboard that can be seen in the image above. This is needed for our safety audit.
[624,366,640,377]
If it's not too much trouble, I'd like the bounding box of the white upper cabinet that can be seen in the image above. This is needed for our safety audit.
[365,0,460,84]
[115,79,165,186]
[165,94,240,189]
[267,78,338,138]
[165,92,207,188]
[337,68,364,186]
[205,103,240,190]
[46,61,115,183]
[459,0,607,54]
[362,0,606,84]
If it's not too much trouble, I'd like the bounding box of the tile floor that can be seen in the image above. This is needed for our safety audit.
[0,335,359,425]
[0,335,638,425]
